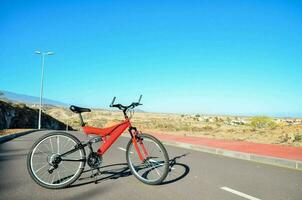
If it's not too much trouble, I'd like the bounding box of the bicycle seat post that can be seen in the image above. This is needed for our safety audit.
[78,113,85,127]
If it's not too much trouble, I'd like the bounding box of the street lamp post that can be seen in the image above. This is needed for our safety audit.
[35,50,54,129]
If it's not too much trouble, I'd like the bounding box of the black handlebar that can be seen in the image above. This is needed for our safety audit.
[111,97,116,106]
[109,95,143,112]
[138,95,142,104]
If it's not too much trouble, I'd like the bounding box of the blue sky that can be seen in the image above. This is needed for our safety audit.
[0,0,301,116]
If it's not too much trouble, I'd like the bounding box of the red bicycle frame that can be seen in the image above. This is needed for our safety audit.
[69,95,148,161]
[82,119,148,161]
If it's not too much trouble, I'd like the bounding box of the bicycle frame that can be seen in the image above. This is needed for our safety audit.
[81,119,148,161]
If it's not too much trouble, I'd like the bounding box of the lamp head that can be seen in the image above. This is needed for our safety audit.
[46,52,54,55]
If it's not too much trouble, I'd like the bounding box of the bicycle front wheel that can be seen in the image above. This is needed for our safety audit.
[126,133,169,185]
[27,132,86,189]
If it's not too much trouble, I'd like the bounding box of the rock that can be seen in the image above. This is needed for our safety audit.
[225,119,247,126]
[0,100,71,130]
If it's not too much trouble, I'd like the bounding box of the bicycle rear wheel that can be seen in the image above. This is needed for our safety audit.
[126,133,169,185]
[27,132,86,189]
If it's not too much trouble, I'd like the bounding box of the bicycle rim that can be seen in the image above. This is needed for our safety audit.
[127,134,169,184]
[29,133,85,188]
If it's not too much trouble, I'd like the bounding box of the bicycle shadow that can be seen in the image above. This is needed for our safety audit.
[70,153,190,188]
[161,153,190,185]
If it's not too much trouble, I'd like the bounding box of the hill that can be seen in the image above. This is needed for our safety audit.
[0,90,68,106]
[0,100,70,130]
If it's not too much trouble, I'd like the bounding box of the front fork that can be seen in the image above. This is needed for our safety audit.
[129,127,149,162]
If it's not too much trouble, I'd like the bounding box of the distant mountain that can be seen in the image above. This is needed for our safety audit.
[0,90,68,107]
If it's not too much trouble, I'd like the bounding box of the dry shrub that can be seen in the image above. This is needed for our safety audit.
[202,125,213,131]
[227,128,235,133]
[294,133,302,142]
[250,116,277,129]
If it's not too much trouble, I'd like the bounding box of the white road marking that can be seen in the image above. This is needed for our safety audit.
[220,187,261,200]
[118,147,126,151]
[149,159,162,164]
[118,147,133,154]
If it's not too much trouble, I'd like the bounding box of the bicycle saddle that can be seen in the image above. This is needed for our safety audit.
[70,105,91,113]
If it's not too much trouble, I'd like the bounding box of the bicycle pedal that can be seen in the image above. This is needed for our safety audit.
[91,173,100,178]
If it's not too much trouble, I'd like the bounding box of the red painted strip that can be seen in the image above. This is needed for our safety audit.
[149,132,302,161]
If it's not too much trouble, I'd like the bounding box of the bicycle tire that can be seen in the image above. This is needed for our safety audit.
[126,133,169,185]
[27,132,86,189]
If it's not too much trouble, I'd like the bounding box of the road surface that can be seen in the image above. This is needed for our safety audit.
[0,130,301,200]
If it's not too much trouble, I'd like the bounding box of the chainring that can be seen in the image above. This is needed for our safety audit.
[87,152,103,169]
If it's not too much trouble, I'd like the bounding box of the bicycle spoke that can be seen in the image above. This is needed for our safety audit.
[149,159,164,167]
[57,170,61,183]
[49,137,54,154]
[36,148,49,157]
[51,173,56,184]
[148,140,155,156]
[32,161,48,167]
[61,138,71,153]
[40,169,49,182]
[57,136,60,154]
[43,142,51,153]
[35,163,49,173]
[61,163,74,174]
[148,160,161,176]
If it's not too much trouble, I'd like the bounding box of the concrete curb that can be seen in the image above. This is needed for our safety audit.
[161,140,302,171]
[0,129,41,144]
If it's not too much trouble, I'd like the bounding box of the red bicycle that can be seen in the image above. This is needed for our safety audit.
[27,95,169,189]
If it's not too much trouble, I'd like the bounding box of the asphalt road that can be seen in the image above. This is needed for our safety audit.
[0,130,301,200]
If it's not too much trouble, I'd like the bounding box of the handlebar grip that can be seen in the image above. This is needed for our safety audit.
[138,95,142,103]
[110,97,116,106]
